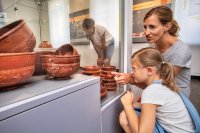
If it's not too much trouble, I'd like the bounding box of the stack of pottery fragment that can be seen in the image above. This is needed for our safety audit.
[100,66,117,97]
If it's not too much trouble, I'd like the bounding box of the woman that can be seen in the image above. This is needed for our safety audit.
[113,6,191,97]
[120,47,195,133]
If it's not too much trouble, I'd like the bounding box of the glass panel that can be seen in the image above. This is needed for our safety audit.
[1,0,123,106]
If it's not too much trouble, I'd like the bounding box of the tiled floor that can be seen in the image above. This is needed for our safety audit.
[190,77,200,113]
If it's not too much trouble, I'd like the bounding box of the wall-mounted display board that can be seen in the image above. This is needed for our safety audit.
[69,8,89,44]
[132,0,172,43]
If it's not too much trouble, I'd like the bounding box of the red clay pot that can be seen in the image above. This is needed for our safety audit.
[101,77,116,83]
[104,82,117,88]
[39,41,52,48]
[41,54,80,64]
[101,66,116,71]
[101,85,107,98]
[34,49,55,75]
[54,44,79,55]
[82,66,100,71]
[42,62,79,78]
[0,52,36,88]
[0,19,36,53]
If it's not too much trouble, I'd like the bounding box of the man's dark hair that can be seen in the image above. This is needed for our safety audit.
[82,18,95,29]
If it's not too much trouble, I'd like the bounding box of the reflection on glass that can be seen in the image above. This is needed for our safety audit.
[1,0,123,106]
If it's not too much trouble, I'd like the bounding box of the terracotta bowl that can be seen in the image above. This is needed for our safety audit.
[34,49,55,75]
[0,52,36,88]
[82,66,100,71]
[101,66,116,71]
[42,62,79,78]
[41,54,80,64]
[0,19,36,53]
[54,44,79,55]
[101,77,116,83]
[100,73,115,78]
[104,82,117,88]
[101,86,107,98]
[39,41,52,48]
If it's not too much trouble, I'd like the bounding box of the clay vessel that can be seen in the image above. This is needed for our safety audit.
[42,62,80,78]
[34,49,55,75]
[102,77,116,83]
[54,44,79,55]
[0,52,36,89]
[101,66,116,71]
[101,85,107,98]
[0,19,36,53]
[39,41,52,48]
[104,82,117,88]
[41,53,80,78]
[41,54,80,64]
[82,66,100,71]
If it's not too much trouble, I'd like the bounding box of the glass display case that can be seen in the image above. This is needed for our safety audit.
[0,0,126,106]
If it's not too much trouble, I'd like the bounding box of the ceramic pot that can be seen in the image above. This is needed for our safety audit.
[39,41,52,48]
[104,82,117,88]
[101,85,107,98]
[42,62,79,78]
[0,19,36,53]
[34,49,54,75]
[41,55,80,64]
[101,77,116,83]
[101,66,116,71]
[0,52,36,89]
[54,44,79,55]
[82,66,100,71]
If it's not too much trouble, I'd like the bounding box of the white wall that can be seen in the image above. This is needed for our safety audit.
[1,0,50,47]
[173,0,200,76]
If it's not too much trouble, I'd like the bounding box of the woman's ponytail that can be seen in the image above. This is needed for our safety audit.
[169,19,180,37]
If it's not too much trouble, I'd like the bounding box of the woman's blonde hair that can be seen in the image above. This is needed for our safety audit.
[131,47,179,92]
[144,6,180,37]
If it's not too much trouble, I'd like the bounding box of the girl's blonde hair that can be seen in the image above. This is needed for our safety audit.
[144,6,180,37]
[131,47,179,92]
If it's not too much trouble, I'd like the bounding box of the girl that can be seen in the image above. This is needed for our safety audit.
[120,47,195,133]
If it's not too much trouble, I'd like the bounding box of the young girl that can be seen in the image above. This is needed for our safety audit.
[120,47,195,133]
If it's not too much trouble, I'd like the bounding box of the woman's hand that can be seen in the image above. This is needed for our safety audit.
[111,72,132,84]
